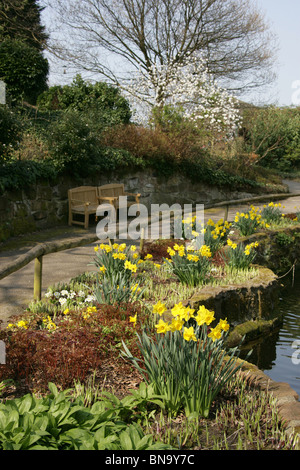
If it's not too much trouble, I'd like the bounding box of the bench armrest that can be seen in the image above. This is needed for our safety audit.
[124,192,141,202]
[99,196,118,205]
[70,198,91,206]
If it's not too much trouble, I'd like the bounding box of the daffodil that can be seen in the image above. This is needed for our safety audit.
[183,326,197,342]
[155,319,170,334]
[129,314,137,327]
[153,301,166,316]
[195,305,215,326]
[208,326,222,342]
[218,318,230,332]
[169,317,184,332]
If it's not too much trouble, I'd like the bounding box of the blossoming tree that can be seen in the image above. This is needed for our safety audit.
[122,55,241,138]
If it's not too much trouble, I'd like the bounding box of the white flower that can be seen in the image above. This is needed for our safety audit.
[60,290,69,297]
[59,297,67,306]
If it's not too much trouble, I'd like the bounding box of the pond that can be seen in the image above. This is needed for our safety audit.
[242,269,300,399]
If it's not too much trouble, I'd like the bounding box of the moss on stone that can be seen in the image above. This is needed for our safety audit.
[225,317,283,348]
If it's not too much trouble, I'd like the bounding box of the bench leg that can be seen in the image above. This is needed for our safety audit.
[84,212,89,229]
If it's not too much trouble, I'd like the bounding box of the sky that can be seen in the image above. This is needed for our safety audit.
[254,0,300,106]
[41,0,300,107]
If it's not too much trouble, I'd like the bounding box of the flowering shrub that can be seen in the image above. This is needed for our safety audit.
[122,55,241,139]
[122,302,243,418]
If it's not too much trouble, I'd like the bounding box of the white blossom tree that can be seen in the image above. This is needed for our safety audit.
[122,55,241,138]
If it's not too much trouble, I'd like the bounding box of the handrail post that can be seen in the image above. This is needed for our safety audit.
[224,204,229,221]
[140,227,145,253]
[34,255,43,301]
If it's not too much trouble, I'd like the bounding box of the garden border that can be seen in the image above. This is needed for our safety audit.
[1,192,300,441]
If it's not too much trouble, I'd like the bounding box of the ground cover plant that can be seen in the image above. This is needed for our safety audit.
[1,204,300,449]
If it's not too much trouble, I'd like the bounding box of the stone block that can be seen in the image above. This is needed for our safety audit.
[36,185,53,201]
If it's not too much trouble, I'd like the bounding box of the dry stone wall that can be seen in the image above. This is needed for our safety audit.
[0,169,261,242]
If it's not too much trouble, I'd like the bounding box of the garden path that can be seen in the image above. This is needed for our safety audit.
[0,179,300,326]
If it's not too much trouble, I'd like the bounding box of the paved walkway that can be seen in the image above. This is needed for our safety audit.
[1,179,300,325]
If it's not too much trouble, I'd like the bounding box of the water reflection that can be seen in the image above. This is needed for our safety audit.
[240,270,300,398]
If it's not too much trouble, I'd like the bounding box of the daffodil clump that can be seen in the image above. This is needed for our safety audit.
[93,242,139,280]
[164,242,212,286]
[153,301,229,344]
[233,205,269,236]
[181,215,202,240]
[93,242,143,305]
[122,300,243,418]
[203,218,232,255]
[224,239,259,271]
[261,202,285,225]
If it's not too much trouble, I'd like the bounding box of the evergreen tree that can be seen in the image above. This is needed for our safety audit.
[0,0,48,51]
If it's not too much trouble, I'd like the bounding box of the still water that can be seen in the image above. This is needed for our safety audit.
[241,270,300,398]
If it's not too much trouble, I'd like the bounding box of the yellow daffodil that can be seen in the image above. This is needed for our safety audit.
[183,326,197,342]
[169,317,184,332]
[208,326,222,342]
[218,318,230,332]
[155,319,170,334]
[195,305,215,326]
[124,260,137,272]
[129,314,137,326]
[153,300,167,316]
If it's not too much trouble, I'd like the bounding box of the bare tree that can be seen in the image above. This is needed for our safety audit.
[43,0,278,94]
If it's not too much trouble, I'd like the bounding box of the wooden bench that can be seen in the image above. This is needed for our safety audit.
[68,186,100,229]
[98,183,141,211]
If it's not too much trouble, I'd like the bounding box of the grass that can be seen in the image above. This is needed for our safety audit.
[63,370,299,450]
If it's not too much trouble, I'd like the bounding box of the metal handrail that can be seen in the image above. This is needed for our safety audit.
[0,191,299,300]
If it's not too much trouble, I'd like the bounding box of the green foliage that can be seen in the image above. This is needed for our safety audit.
[0,383,172,450]
[37,74,131,123]
[0,39,49,104]
[164,245,212,287]
[222,241,259,271]
[44,101,137,174]
[276,232,294,246]
[0,159,58,194]
[242,106,300,171]
[0,0,48,51]
[0,105,23,161]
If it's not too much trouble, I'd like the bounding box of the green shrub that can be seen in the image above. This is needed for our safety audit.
[0,159,58,194]
[242,106,300,171]
[37,74,131,125]
[45,109,139,175]
[0,105,23,162]
[0,39,49,105]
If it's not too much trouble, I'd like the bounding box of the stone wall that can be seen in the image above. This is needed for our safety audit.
[0,168,272,242]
